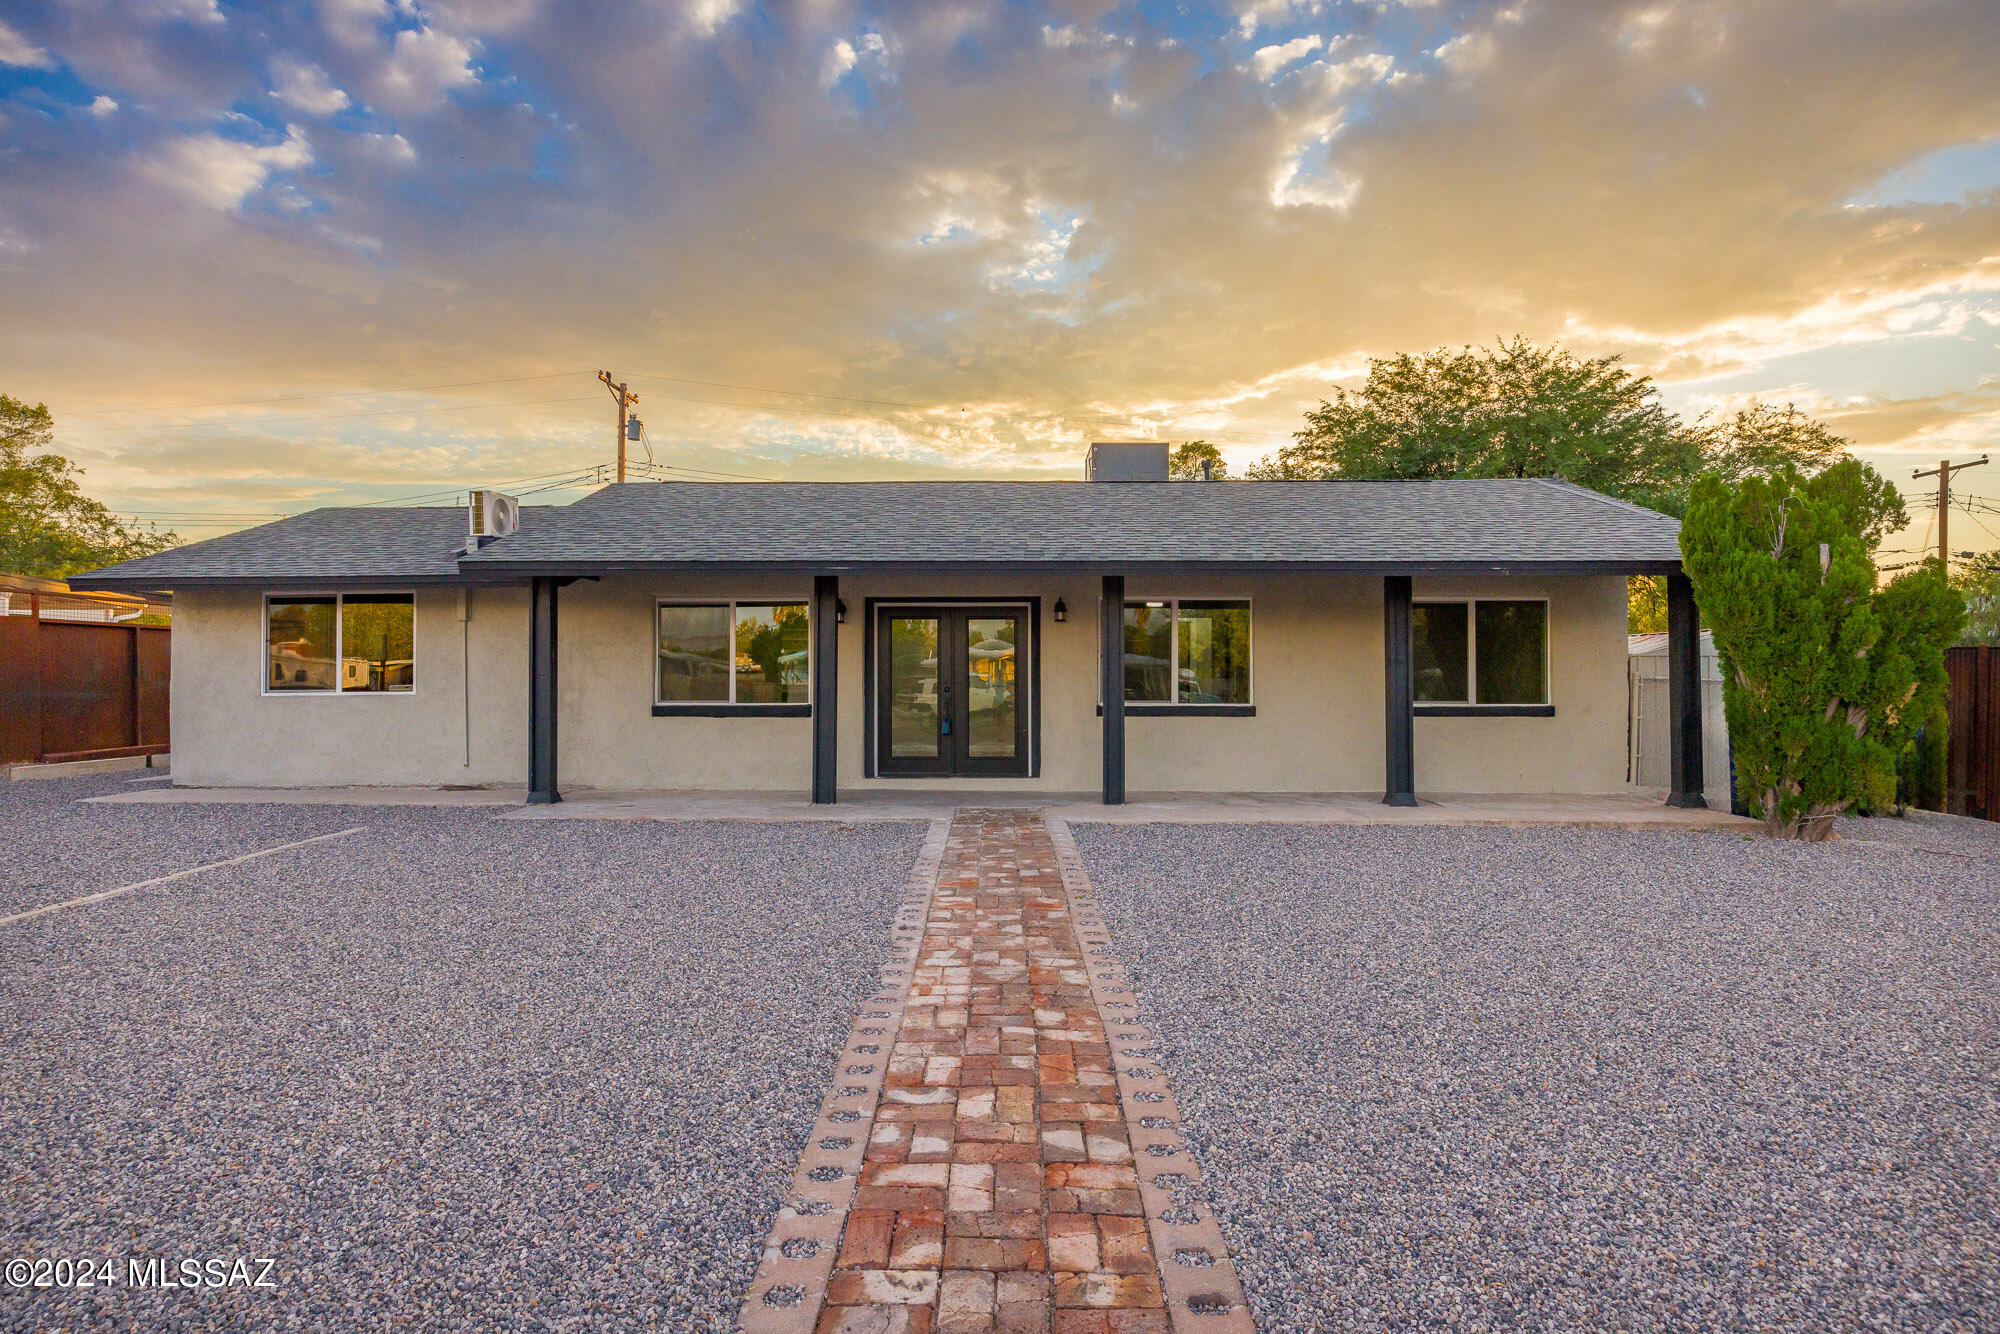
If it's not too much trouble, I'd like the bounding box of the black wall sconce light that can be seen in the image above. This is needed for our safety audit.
[835,599,848,624]
[1052,598,1067,623]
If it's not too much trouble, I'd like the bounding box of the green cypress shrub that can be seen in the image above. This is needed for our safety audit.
[1681,462,1964,839]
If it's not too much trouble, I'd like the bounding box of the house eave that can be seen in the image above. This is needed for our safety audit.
[68,557,1686,593]
[453,557,1686,581]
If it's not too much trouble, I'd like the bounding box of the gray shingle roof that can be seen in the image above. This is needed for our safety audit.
[71,478,1683,589]
[458,478,1682,573]
[67,506,480,590]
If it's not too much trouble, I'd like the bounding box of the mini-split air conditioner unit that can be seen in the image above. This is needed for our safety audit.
[467,489,520,548]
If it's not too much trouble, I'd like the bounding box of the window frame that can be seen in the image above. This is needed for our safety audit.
[262,590,417,697]
[652,598,813,717]
[1119,596,1255,717]
[1410,596,1553,717]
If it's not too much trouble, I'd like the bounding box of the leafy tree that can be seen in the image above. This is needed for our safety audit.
[1698,402,1846,481]
[1169,440,1227,480]
[1681,465,1964,839]
[1628,577,1667,634]
[1246,338,1699,510]
[1953,551,2000,644]
[1245,343,1909,630]
[1697,405,1907,545]
[1,395,176,577]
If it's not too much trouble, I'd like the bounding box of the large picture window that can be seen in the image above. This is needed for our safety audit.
[1122,599,1251,707]
[265,593,414,693]
[1413,598,1547,707]
[657,601,809,709]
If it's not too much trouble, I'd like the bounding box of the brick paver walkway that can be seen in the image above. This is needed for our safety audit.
[740,810,1251,1334]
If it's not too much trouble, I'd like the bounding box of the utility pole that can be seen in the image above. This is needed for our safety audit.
[598,371,639,483]
[1914,454,1989,569]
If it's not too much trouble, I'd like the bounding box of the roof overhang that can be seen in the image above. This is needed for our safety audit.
[71,558,1684,594]
[453,557,1684,581]
[66,573,471,594]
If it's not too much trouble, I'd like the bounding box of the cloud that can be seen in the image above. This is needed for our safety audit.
[271,55,352,115]
[1252,34,1323,81]
[686,0,739,37]
[823,31,897,92]
[322,0,392,50]
[1230,1,1325,41]
[4,0,2000,520]
[370,25,477,112]
[354,130,416,165]
[141,126,314,211]
[89,95,119,117]
[821,39,859,89]
[0,18,53,68]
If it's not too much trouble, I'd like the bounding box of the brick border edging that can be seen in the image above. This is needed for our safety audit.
[1043,817,1258,1334]
[737,816,955,1334]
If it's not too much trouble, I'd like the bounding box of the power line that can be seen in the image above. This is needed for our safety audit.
[60,395,601,434]
[627,457,784,483]
[1914,454,1990,570]
[511,470,610,497]
[58,371,590,418]
[626,370,930,411]
[1960,508,2000,547]
[353,466,617,507]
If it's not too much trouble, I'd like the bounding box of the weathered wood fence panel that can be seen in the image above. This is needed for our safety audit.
[1945,645,1997,821]
[0,595,171,765]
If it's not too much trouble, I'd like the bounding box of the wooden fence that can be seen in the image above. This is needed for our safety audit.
[0,592,170,765]
[1945,645,1997,821]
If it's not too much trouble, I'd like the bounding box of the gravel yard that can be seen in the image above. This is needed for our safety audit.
[0,772,371,919]
[1,777,924,1332]
[1072,817,2000,1333]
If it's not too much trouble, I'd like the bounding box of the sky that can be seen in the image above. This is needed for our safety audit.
[2,0,1998,566]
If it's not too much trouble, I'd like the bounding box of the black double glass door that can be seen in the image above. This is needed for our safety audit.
[876,606,1029,777]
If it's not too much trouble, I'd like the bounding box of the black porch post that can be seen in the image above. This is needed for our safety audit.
[527,576,560,805]
[1101,574,1125,805]
[1383,574,1417,807]
[812,574,838,805]
[1666,570,1707,808]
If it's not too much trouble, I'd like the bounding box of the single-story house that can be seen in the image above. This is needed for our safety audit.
[70,444,1709,808]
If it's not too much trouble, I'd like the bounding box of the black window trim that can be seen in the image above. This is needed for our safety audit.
[1119,595,1254,710]
[1411,595,1552,712]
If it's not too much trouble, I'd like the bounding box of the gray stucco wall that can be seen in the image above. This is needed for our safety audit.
[170,585,528,788]
[170,572,1630,796]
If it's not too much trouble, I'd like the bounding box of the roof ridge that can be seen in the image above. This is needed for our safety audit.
[1529,476,1677,521]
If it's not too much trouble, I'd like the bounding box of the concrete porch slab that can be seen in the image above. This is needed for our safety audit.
[84,784,1755,830]
[1059,790,1755,829]
[86,784,529,808]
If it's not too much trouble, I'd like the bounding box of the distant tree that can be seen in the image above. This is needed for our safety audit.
[1698,402,1845,479]
[1,395,176,577]
[1246,339,1700,509]
[1951,550,2000,645]
[1699,403,1907,545]
[1169,440,1228,480]
[1246,343,1909,631]
[1628,577,1667,634]
[1681,465,1964,838]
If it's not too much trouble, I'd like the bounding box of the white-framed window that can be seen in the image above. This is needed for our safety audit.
[1121,598,1252,706]
[1412,598,1549,706]
[265,592,415,694]
[657,600,811,706]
